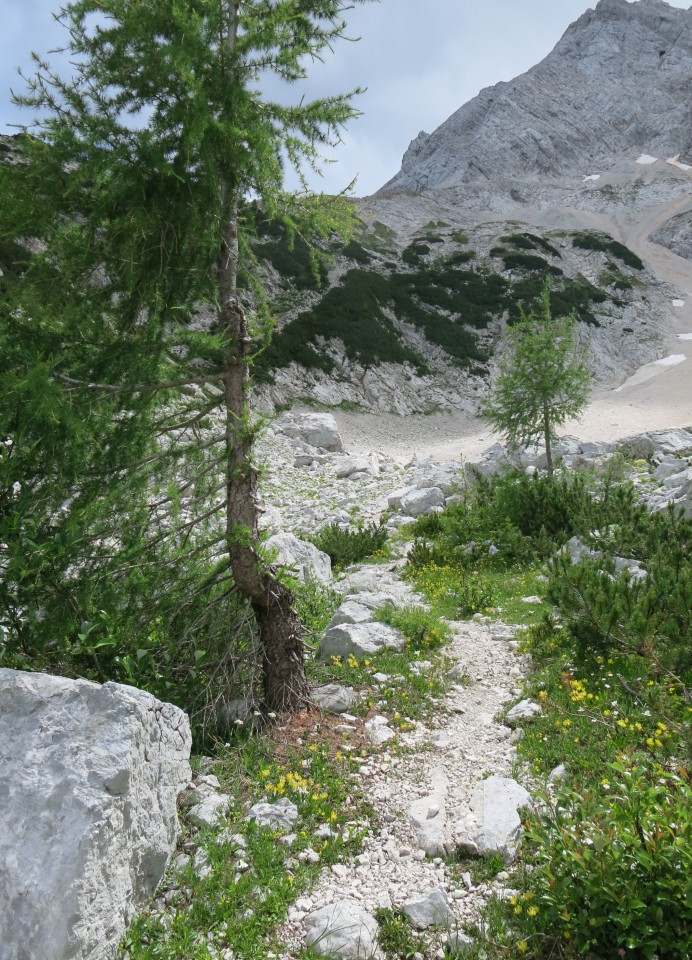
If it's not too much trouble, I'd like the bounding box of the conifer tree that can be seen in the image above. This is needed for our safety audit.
[481,281,590,477]
[2,0,371,714]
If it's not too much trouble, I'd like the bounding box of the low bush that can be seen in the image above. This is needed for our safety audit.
[572,231,644,270]
[374,603,451,650]
[308,520,388,569]
[515,761,692,959]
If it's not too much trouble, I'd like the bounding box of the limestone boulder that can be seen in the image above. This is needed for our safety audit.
[402,887,455,930]
[313,684,357,714]
[454,776,532,864]
[275,412,344,452]
[265,531,332,584]
[304,901,381,959]
[319,622,406,660]
[408,767,450,857]
[400,486,445,517]
[0,669,191,960]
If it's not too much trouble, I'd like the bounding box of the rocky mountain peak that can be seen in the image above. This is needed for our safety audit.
[379,0,692,194]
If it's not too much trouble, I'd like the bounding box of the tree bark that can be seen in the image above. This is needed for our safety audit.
[215,14,309,709]
[543,403,553,479]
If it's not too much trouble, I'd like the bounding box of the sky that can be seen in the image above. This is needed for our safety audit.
[1,0,689,197]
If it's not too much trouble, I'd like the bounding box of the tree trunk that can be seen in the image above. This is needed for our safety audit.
[212,0,309,713]
[543,404,553,479]
[217,202,310,712]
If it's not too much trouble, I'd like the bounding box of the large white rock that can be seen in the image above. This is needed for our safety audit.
[400,486,445,517]
[304,900,381,959]
[265,531,332,584]
[504,699,543,727]
[0,669,191,960]
[408,766,450,857]
[326,593,397,629]
[319,622,406,659]
[275,412,344,452]
[455,776,532,864]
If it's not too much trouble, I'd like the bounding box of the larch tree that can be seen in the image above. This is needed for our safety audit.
[2,0,372,715]
[481,281,590,477]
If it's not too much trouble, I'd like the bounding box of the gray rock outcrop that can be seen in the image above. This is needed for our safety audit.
[381,0,692,193]
[0,669,191,960]
[402,887,455,930]
[319,622,406,659]
[275,411,344,452]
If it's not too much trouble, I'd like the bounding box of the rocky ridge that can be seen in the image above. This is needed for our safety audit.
[381,0,692,194]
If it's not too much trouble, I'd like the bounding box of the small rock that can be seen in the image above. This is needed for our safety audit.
[313,683,357,714]
[504,699,542,727]
[304,901,381,959]
[402,887,455,930]
[246,797,299,831]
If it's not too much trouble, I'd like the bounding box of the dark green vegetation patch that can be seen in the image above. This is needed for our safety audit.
[571,231,644,270]
[258,225,635,380]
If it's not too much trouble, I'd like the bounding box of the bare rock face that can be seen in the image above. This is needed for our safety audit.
[0,669,192,960]
[381,0,692,193]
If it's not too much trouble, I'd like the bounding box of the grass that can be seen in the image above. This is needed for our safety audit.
[120,731,371,960]
[410,466,692,959]
[118,569,457,959]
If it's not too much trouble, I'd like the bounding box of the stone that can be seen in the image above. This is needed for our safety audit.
[275,412,344,452]
[455,776,532,864]
[504,699,542,727]
[408,767,450,857]
[445,930,474,956]
[336,456,380,479]
[365,716,396,746]
[402,887,455,930]
[313,684,357,714]
[247,797,299,831]
[400,486,445,517]
[549,764,567,783]
[464,443,514,481]
[561,536,601,565]
[304,901,381,959]
[0,669,191,960]
[327,593,396,629]
[264,531,332,584]
[186,793,231,828]
[320,622,406,659]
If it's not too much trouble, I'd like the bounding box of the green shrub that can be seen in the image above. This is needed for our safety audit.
[402,240,431,264]
[546,506,692,675]
[519,761,692,959]
[374,603,451,650]
[572,231,644,270]
[375,907,419,958]
[413,564,494,617]
[500,232,562,258]
[308,520,388,569]
[445,249,476,266]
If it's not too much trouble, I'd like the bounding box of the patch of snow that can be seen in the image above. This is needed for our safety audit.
[636,154,658,165]
[655,354,687,367]
[583,174,601,182]
[678,333,692,341]
[671,299,685,307]
[666,155,692,172]
[614,355,687,392]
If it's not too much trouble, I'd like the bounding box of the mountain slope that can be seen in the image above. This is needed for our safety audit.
[380,0,692,193]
